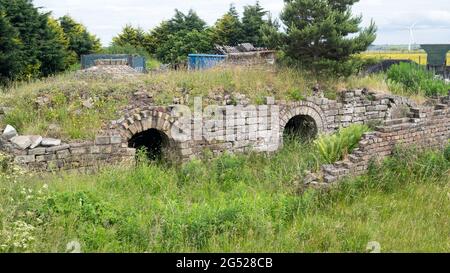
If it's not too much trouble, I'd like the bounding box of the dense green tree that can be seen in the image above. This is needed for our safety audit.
[38,17,70,76]
[280,0,377,63]
[0,12,25,84]
[0,1,103,82]
[0,0,44,78]
[156,29,213,65]
[212,5,243,46]
[0,0,84,79]
[241,1,267,46]
[112,25,145,47]
[261,14,282,49]
[59,15,101,61]
[146,21,171,54]
[167,9,206,33]
[112,24,156,54]
[151,9,213,65]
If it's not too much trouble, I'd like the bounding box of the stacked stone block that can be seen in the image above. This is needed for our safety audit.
[7,135,135,172]
[317,102,450,186]
[3,89,449,176]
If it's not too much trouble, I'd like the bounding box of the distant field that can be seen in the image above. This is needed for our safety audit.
[361,51,450,65]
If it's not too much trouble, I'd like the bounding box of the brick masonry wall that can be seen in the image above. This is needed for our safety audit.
[1,136,135,173]
[109,103,282,161]
[314,101,450,187]
[2,89,449,177]
[309,89,416,131]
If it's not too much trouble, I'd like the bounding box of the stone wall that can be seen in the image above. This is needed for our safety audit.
[108,103,282,161]
[2,89,449,178]
[308,89,416,131]
[225,51,276,67]
[313,101,450,187]
[0,135,135,173]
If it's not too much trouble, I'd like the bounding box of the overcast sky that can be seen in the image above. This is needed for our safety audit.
[34,0,450,46]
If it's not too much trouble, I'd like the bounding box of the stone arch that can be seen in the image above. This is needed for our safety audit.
[128,128,171,160]
[279,102,327,142]
[117,109,187,161]
[283,115,319,141]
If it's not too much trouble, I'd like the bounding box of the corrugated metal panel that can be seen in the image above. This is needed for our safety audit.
[130,56,146,73]
[188,54,227,70]
[420,44,450,66]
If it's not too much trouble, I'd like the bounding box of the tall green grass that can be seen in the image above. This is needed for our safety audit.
[0,141,448,253]
[387,63,450,97]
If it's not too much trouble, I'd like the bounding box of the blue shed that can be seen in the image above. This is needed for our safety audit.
[188,54,227,70]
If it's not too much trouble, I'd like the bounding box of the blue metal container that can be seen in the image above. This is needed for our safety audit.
[188,54,227,70]
[81,54,146,72]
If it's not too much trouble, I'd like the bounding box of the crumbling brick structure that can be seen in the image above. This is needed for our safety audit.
[2,90,449,186]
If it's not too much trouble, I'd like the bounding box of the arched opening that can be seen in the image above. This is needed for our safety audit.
[283,115,318,142]
[128,129,170,161]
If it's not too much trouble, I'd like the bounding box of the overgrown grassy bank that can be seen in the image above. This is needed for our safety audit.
[0,66,418,141]
[1,141,449,253]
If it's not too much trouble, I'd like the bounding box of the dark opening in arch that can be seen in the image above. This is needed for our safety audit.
[128,129,170,161]
[283,115,318,142]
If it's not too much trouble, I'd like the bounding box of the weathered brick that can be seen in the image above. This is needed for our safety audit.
[89,146,101,154]
[57,149,71,159]
[265,97,275,105]
[70,147,87,155]
[95,136,111,145]
[46,144,70,153]
[15,155,35,164]
[36,154,56,162]
[110,135,122,144]
[99,145,112,154]
[28,148,46,155]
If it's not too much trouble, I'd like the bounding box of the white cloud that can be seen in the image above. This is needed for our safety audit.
[354,0,450,44]
[34,0,450,45]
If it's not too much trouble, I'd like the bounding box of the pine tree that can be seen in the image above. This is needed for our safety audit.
[0,0,43,78]
[167,9,206,33]
[112,25,144,47]
[213,4,243,46]
[156,29,213,65]
[0,0,84,78]
[0,11,24,84]
[261,14,281,49]
[59,15,101,60]
[152,9,213,65]
[147,21,171,54]
[280,0,376,63]
[241,1,267,46]
[38,16,70,76]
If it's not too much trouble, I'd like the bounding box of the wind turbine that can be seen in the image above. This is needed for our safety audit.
[408,22,417,51]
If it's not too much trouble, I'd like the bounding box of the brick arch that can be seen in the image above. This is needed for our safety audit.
[117,109,189,159]
[279,101,327,137]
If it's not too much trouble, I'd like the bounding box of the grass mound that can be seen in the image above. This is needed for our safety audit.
[0,66,396,141]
